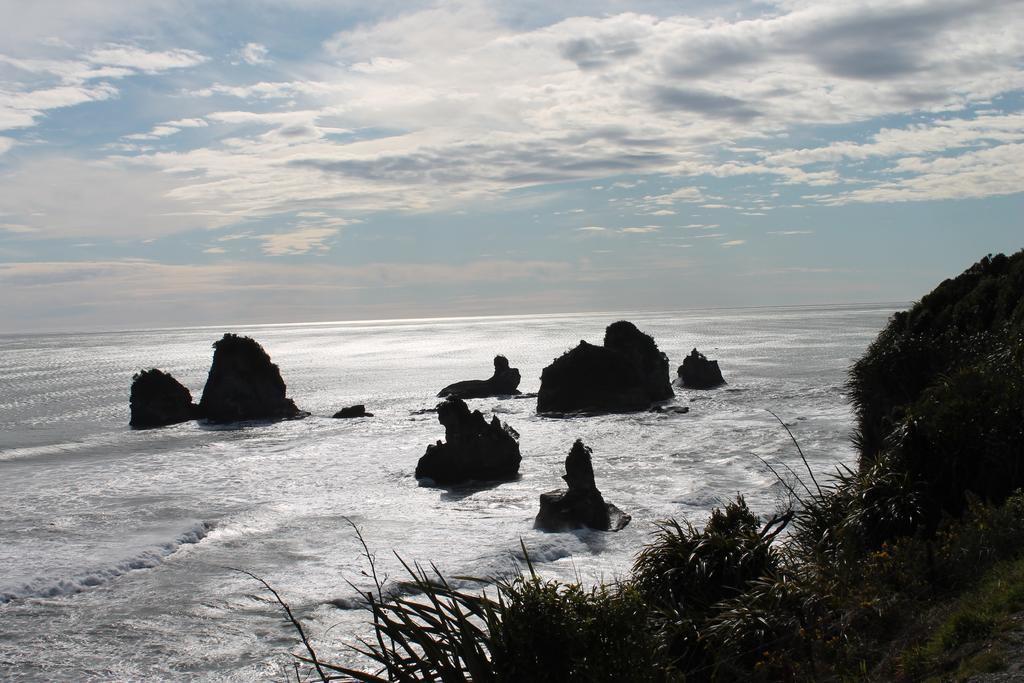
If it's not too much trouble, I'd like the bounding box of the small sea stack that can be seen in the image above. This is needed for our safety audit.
[129,368,199,429]
[437,354,522,399]
[415,396,521,485]
[678,348,726,389]
[537,320,673,414]
[332,404,373,418]
[534,439,630,532]
[198,334,305,423]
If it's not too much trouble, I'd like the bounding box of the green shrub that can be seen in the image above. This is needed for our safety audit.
[491,579,657,682]
[630,496,787,678]
[849,250,1024,539]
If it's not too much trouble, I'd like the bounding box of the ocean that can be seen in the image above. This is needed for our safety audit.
[0,305,896,680]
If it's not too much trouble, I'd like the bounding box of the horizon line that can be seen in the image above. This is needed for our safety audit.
[0,300,909,338]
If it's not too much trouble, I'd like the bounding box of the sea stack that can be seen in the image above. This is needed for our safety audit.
[537,320,673,414]
[332,404,373,418]
[437,355,523,399]
[415,396,521,485]
[129,369,199,428]
[198,334,305,423]
[678,348,726,389]
[534,440,630,532]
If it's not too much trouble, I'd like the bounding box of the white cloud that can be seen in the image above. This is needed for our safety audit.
[1,0,1023,244]
[258,227,339,255]
[123,117,208,140]
[0,82,119,132]
[239,42,271,65]
[104,0,1022,226]
[0,157,228,239]
[722,239,746,247]
[620,226,659,233]
[87,44,207,73]
[828,142,1024,204]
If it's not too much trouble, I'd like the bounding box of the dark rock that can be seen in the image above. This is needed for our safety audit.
[534,440,631,532]
[129,369,198,429]
[678,348,726,389]
[437,355,523,399]
[537,321,673,414]
[415,396,521,485]
[410,407,439,415]
[333,404,373,418]
[198,334,305,423]
[604,321,674,401]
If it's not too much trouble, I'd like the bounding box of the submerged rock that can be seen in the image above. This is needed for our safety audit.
[678,348,726,389]
[129,368,198,429]
[198,334,305,423]
[333,404,373,418]
[534,440,630,532]
[415,396,521,485]
[537,321,673,414]
[437,355,522,399]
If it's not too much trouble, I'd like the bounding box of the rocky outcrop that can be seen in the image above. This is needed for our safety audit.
[198,334,304,423]
[534,440,630,532]
[415,396,521,485]
[129,369,198,428]
[437,355,522,399]
[537,321,673,414]
[678,348,726,389]
[333,404,373,418]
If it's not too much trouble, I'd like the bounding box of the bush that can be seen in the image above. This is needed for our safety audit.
[850,250,1024,537]
[631,496,788,678]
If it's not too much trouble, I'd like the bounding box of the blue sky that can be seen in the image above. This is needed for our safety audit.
[1,0,1022,332]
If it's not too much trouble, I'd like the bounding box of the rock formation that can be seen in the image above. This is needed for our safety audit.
[198,334,305,423]
[129,369,198,428]
[332,404,373,418]
[534,440,631,532]
[678,348,726,389]
[537,321,673,414]
[415,396,521,485]
[437,355,522,399]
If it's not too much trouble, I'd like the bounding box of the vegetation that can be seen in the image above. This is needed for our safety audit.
[258,251,1024,681]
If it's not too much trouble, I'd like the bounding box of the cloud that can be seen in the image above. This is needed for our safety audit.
[620,226,659,233]
[829,143,1024,204]
[722,239,746,247]
[560,35,641,70]
[0,136,13,155]
[2,0,1023,243]
[258,227,339,255]
[123,117,208,140]
[86,44,207,73]
[575,226,607,231]
[0,157,226,239]
[0,82,119,132]
[238,42,270,65]
[650,86,761,122]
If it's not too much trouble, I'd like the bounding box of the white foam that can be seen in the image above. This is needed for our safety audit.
[0,521,211,604]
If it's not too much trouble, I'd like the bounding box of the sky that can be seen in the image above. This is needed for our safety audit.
[0,0,1022,332]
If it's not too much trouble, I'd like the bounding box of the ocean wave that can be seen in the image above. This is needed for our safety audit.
[0,521,212,604]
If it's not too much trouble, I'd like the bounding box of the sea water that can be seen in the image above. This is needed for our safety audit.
[0,305,895,680]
